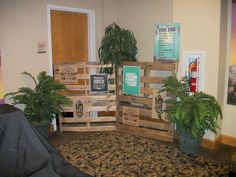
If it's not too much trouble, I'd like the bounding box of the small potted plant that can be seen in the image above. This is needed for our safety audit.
[4,71,71,138]
[160,76,222,155]
[98,23,138,74]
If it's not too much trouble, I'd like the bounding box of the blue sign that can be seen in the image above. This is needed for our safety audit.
[154,23,180,62]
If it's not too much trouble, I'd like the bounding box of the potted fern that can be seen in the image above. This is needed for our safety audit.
[4,71,71,138]
[98,23,138,74]
[161,76,222,155]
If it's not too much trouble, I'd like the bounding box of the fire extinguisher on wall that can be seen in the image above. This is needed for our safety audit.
[189,60,198,93]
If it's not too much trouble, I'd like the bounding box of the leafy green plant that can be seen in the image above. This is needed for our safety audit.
[98,23,138,74]
[161,76,222,140]
[4,71,71,125]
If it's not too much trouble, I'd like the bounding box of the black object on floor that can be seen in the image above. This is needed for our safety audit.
[0,104,91,177]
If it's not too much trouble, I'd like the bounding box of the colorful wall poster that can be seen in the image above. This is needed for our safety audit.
[183,51,205,93]
[0,49,4,104]
[123,66,140,95]
[90,74,108,92]
[154,23,180,63]
[227,2,236,105]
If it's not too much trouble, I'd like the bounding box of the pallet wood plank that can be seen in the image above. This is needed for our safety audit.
[139,119,170,131]
[121,61,176,71]
[75,74,116,79]
[86,95,116,100]
[66,84,116,91]
[117,76,166,84]
[86,63,112,68]
[61,126,116,132]
[116,123,174,142]
[117,105,152,118]
[117,95,152,105]
[86,105,116,112]
[60,116,116,123]
[117,85,156,95]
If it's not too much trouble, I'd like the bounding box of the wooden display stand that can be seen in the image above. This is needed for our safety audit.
[116,61,177,142]
[54,62,116,132]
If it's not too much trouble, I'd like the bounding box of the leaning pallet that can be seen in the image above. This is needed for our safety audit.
[116,61,177,142]
[54,62,116,132]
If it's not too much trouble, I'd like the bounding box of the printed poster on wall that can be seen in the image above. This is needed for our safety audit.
[0,49,4,104]
[227,2,236,105]
[154,23,180,63]
[90,74,108,92]
[183,51,205,93]
[123,66,140,95]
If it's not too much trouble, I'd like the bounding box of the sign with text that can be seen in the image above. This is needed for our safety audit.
[122,106,139,126]
[123,66,140,95]
[54,64,78,84]
[90,74,108,92]
[154,23,180,62]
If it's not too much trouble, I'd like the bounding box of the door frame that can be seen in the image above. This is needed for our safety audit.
[47,5,96,130]
[47,5,96,75]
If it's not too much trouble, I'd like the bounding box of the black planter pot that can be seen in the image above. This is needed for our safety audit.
[33,122,51,139]
[178,131,201,155]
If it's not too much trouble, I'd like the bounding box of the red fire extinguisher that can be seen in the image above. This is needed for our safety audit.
[189,60,198,93]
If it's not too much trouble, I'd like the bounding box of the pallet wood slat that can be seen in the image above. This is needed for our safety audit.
[117,95,152,105]
[86,105,116,112]
[86,95,116,100]
[139,119,170,131]
[61,126,116,132]
[54,62,116,132]
[66,84,116,91]
[116,123,174,142]
[117,85,155,95]
[121,61,176,71]
[75,74,116,79]
[60,117,116,123]
[86,63,112,68]
[117,106,152,119]
[117,76,166,84]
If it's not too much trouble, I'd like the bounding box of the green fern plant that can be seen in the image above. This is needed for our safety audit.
[161,76,222,140]
[98,23,138,74]
[4,71,71,125]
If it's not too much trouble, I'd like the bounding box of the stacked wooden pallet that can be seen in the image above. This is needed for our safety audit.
[116,61,177,142]
[54,62,116,132]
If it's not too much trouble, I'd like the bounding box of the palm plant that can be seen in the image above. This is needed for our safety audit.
[5,71,71,125]
[98,23,138,74]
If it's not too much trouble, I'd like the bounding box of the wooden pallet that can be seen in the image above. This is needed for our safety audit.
[54,62,116,132]
[116,61,177,142]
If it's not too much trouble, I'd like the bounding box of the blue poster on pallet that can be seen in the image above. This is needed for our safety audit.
[154,23,180,63]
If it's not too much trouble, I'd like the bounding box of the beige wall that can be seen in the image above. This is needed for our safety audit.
[115,0,173,61]
[172,0,236,139]
[0,0,103,95]
[173,0,222,140]
[101,0,118,31]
